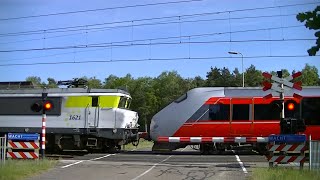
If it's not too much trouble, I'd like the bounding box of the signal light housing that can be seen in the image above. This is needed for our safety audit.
[284,100,298,118]
[31,101,53,112]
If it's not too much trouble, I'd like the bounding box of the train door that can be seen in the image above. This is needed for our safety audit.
[87,96,99,128]
[230,98,253,136]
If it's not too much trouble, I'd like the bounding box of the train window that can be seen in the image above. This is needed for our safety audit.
[118,96,127,109]
[209,104,230,120]
[254,104,280,120]
[302,97,320,125]
[232,104,249,120]
[92,96,98,107]
[126,98,132,109]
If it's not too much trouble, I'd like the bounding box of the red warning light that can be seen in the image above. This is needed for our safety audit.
[287,102,295,111]
[44,102,52,110]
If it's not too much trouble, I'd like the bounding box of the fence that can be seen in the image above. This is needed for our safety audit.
[309,135,320,170]
[0,135,6,164]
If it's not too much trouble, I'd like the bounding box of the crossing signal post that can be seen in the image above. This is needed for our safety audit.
[30,92,53,158]
[262,71,304,134]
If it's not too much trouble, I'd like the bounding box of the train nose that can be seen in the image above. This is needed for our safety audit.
[125,111,139,128]
[149,118,159,141]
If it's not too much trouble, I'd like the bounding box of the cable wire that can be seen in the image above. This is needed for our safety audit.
[0,1,318,37]
[0,55,318,67]
[0,0,204,21]
[0,25,305,53]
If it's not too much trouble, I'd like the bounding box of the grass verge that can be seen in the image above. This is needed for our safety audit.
[249,167,320,180]
[123,139,154,151]
[0,159,57,180]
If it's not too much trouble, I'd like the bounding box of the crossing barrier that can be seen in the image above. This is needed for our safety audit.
[6,133,40,159]
[157,136,269,143]
[0,135,6,164]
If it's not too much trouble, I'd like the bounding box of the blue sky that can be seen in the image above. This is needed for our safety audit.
[0,0,319,82]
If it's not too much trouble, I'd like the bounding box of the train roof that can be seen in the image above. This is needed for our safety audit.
[186,86,320,98]
[0,88,131,97]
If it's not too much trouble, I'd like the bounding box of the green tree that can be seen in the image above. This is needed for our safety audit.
[26,76,44,88]
[47,78,58,88]
[270,69,290,78]
[232,68,242,87]
[129,77,157,132]
[295,64,319,86]
[103,74,133,90]
[206,67,221,87]
[245,65,263,87]
[297,6,320,55]
[153,71,190,109]
[87,77,102,88]
[191,76,206,88]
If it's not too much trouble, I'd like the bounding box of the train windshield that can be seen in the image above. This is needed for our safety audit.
[118,96,131,109]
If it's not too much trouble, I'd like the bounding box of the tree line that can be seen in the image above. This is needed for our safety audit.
[26,63,320,131]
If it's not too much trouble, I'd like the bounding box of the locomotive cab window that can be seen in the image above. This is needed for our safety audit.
[209,104,230,120]
[126,98,132,109]
[118,96,128,109]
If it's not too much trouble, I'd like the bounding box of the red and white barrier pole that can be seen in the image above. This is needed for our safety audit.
[41,92,47,159]
[41,112,46,158]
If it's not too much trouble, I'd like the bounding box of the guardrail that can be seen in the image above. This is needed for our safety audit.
[309,135,320,170]
[0,135,6,164]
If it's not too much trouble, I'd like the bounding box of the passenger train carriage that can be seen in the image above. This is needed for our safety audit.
[150,87,320,154]
[0,87,139,152]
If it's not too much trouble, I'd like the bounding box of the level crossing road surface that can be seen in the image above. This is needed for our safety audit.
[27,147,269,180]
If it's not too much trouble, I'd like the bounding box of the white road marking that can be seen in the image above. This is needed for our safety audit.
[131,146,187,180]
[61,160,85,168]
[232,150,248,174]
[131,155,173,180]
[89,154,115,161]
[61,154,115,168]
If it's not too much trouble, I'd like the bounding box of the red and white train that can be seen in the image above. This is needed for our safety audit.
[149,87,320,154]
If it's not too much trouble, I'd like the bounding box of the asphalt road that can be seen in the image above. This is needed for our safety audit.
[28,147,269,180]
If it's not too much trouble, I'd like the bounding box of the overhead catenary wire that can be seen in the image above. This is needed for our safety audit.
[0,38,315,63]
[0,55,318,67]
[0,13,298,39]
[0,0,204,21]
[0,13,299,45]
[0,25,305,53]
[0,1,318,37]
